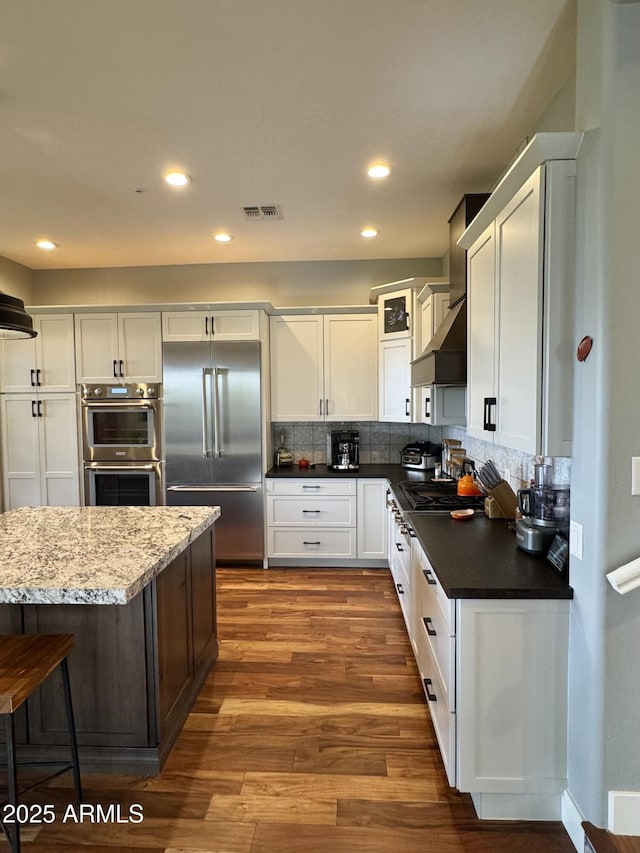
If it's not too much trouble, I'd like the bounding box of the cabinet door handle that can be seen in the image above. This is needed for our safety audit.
[210,316,215,337]
[424,678,437,702]
[36,368,42,386]
[205,316,209,336]
[30,368,36,387]
[37,400,43,417]
[423,569,437,586]
[483,396,497,431]
[31,400,37,418]
[423,617,437,637]
[303,540,321,545]
[325,398,329,416]
[424,395,430,420]
[405,398,410,417]
[302,509,321,513]
[113,360,118,378]
[319,398,323,416]
[396,583,404,595]
[119,360,124,378]
[406,311,411,331]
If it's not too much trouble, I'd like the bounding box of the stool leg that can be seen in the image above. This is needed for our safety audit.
[60,657,83,805]
[3,713,21,853]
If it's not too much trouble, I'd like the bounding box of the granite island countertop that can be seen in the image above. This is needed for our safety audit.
[0,506,220,605]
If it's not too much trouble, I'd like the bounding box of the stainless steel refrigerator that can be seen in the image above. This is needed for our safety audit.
[163,340,263,563]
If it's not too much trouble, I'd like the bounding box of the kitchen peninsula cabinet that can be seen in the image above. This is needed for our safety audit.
[463,136,577,456]
[407,514,571,821]
[270,313,377,421]
[74,311,162,383]
[0,313,75,393]
[0,506,219,774]
[162,309,260,341]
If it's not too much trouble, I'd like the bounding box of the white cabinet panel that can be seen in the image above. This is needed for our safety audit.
[378,338,411,422]
[162,310,260,342]
[270,314,377,422]
[0,393,79,510]
[467,225,496,441]
[266,478,356,496]
[0,314,75,392]
[357,479,388,559]
[267,528,357,559]
[268,495,356,526]
[75,312,161,383]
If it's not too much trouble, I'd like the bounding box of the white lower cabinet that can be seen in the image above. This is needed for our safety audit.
[410,539,569,820]
[266,478,387,564]
[0,393,80,510]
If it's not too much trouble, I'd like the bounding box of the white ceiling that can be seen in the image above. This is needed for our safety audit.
[0,0,575,271]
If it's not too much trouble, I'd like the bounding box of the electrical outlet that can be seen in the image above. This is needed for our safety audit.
[632,458,640,495]
[569,520,583,560]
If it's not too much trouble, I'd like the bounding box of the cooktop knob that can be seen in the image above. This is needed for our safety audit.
[93,387,103,396]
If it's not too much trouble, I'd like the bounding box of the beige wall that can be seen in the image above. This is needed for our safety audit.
[0,256,35,304]
[31,257,443,309]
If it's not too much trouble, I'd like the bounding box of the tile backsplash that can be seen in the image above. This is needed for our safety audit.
[271,421,571,489]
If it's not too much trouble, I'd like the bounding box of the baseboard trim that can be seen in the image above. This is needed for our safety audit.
[608,790,640,835]
[562,789,585,852]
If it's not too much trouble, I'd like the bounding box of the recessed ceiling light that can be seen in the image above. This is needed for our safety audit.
[360,228,379,239]
[164,171,191,187]
[214,233,233,243]
[367,163,391,179]
[36,239,57,251]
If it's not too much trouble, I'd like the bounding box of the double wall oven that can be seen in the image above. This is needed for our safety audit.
[81,383,163,506]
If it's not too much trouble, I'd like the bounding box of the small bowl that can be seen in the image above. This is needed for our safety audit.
[450,508,475,521]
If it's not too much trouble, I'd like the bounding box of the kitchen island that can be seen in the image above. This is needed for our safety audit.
[0,506,220,774]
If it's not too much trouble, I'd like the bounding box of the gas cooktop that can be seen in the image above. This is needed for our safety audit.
[399,480,485,513]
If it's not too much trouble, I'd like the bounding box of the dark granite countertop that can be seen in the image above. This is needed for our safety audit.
[265,463,573,601]
[408,513,573,600]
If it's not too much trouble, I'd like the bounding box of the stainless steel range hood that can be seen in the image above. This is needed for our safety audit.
[411,299,466,386]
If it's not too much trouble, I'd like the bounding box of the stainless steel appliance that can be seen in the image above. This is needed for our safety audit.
[81,383,161,462]
[400,442,440,470]
[515,483,570,554]
[163,340,263,563]
[81,383,164,507]
[399,480,485,513]
[327,430,359,470]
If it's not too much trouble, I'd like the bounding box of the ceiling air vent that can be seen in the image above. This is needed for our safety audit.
[242,205,283,220]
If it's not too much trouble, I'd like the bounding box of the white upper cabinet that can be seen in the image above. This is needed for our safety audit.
[162,309,260,341]
[378,338,412,422]
[0,314,76,393]
[270,313,377,421]
[466,160,576,456]
[75,312,162,383]
[417,283,450,353]
[377,287,415,342]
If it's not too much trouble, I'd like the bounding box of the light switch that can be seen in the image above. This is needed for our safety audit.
[632,458,640,495]
[569,520,583,560]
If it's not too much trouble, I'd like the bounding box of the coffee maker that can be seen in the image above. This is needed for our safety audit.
[327,431,360,471]
[515,463,570,554]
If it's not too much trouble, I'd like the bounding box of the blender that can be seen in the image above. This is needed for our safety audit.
[515,463,570,554]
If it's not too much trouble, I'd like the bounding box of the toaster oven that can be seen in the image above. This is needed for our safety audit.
[400,442,440,470]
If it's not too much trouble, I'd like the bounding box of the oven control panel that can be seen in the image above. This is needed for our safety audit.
[81,383,161,400]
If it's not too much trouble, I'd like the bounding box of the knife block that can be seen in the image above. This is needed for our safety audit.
[485,480,518,519]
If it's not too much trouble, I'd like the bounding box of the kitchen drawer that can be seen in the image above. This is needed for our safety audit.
[266,478,356,496]
[415,543,455,631]
[416,597,456,711]
[267,528,357,558]
[416,624,456,787]
[267,494,356,527]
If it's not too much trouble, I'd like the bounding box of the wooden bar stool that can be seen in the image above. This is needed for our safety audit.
[0,634,83,853]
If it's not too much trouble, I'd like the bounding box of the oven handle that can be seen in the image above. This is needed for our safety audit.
[84,464,157,472]
[167,485,258,493]
[81,401,156,409]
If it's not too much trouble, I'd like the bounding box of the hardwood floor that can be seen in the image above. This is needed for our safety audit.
[7,567,576,852]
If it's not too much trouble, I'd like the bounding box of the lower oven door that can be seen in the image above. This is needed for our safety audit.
[84,462,164,506]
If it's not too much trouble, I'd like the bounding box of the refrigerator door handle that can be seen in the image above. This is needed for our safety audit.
[167,485,258,493]
[201,368,211,457]
[211,367,221,458]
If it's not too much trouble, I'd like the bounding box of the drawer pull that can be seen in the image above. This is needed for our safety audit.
[302,509,321,513]
[302,485,321,489]
[424,678,437,702]
[303,540,321,545]
[396,543,404,552]
[423,617,437,637]
[423,569,437,586]
[396,583,404,595]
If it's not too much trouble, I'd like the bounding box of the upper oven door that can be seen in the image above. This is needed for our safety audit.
[82,401,161,461]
